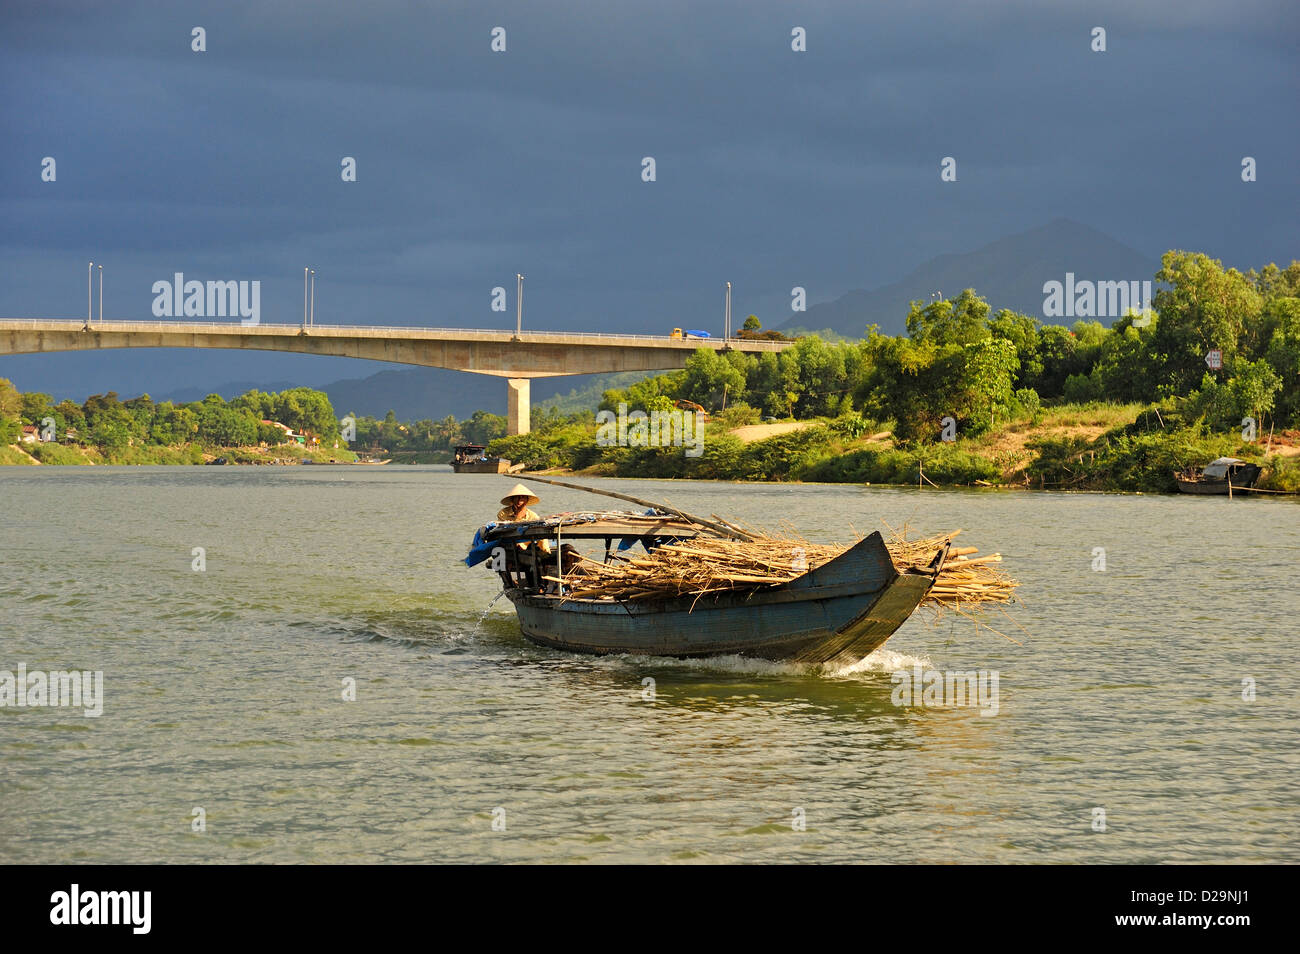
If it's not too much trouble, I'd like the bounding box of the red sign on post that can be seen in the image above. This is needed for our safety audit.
[1205,349,1223,370]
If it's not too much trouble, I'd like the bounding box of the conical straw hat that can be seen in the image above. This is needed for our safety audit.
[500,483,540,507]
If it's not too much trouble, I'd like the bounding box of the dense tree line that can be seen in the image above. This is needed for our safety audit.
[597,252,1300,443]
[0,384,342,450]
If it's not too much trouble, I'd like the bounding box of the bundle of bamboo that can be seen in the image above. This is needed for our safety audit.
[514,475,1017,613]
[554,529,1017,609]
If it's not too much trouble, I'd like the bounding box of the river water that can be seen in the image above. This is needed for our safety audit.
[1,466,1296,863]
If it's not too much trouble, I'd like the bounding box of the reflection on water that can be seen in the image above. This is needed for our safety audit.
[1,466,1297,863]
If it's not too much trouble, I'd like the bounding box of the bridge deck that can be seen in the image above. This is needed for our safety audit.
[0,319,791,436]
[0,318,788,351]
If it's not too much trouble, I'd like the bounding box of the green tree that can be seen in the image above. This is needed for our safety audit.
[749,350,800,418]
[1152,251,1263,394]
[958,337,1019,432]
[1263,297,1300,425]
[196,403,257,446]
[462,410,506,445]
[1035,325,1081,398]
[988,309,1042,387]
[1091,316,1157,402]
[787,336,848,417]
[0,378,21,445]
[271,388,338,439]
[150,402,199,445]
[906,289,991,347]
[54,399,86,438]
[678,348,746,410]
[599,372,682,412]
[19,391,54,425]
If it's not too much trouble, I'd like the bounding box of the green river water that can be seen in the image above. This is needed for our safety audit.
[1,466,1296,863]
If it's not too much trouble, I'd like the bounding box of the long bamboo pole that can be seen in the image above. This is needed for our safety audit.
[513,474,756,540]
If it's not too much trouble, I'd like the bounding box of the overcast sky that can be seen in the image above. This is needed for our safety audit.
[1,0,1296,396]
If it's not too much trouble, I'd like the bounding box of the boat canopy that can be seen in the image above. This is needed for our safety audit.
[1202,457,1244,479]
[464,510,706,567]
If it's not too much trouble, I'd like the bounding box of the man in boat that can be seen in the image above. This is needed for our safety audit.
[497,484,553,557]
[496,484,591,585]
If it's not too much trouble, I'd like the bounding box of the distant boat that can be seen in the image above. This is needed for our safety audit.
[1175,457,1262,495]
[205,457,227,465]
[452,444,511,474]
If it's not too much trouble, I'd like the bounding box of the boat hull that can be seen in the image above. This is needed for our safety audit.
[1175,479,1250,495]
[504,532,936,667]
[1175,461,1261,494]
[453,458,511,474]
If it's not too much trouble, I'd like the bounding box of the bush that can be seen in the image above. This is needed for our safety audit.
[1027,427,1244,492]
[1062,372,1103,404]
[1258,456,1300,492]
[1011,387,1042,423]
[827,412,872,439]
[29,442,92,465]
[802,444,997,485]
[714,403,760,429]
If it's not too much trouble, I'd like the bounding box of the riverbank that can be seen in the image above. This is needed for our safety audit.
[6,407,1299,494]
[2,442,358,466]
[486,403,1300,495]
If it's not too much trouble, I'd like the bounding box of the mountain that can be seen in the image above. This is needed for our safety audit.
[155,366,652,420]
[323,367,658,420]
[156,380,303,404]
[778,219,1161,338]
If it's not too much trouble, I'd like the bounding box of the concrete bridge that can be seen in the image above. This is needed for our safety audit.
[0,318,791,434]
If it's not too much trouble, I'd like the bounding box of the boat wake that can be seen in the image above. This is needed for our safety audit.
[822,646,933,679]
[571,646,933,680]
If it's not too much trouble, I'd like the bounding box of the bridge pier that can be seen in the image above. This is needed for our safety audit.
[506,378,530,435]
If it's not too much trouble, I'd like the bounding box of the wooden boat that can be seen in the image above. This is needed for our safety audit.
[452,444,512,474]
[466,512,945,666]
[1175,457,1262,495]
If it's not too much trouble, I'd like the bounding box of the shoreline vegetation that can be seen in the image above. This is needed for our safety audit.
[4,251,1298,494]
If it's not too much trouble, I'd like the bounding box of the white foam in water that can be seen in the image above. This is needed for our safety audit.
[579,646,931,679]
[823,646,932,679]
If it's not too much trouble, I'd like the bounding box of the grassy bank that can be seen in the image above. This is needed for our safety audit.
[485,402,1300,494]
[9,442,358,465]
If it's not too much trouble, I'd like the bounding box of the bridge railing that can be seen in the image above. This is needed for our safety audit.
[0,318,726,342]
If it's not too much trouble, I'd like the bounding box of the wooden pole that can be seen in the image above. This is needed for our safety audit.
[514,474,755,540]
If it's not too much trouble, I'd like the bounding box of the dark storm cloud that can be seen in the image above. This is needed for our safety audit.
[1,0,1296,395]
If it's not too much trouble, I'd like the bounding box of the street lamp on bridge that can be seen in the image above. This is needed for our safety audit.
[724,281,732,341]
[515,273,524,338]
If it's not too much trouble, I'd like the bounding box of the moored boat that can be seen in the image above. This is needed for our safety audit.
[1174,457,1262,495]
[452,444,512,474]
